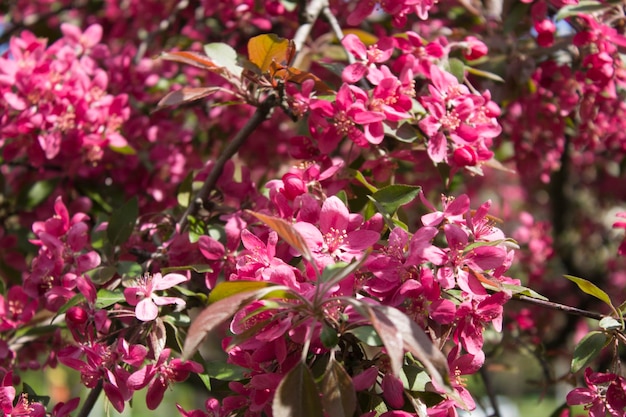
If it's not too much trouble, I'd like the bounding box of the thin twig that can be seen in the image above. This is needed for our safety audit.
[177,94,279,231]
[512,294,606,321]
[76,379,103,417]
[480,366,501,417]
[293,0,327,57]
[133,0,190,64]
[321,5,355,65]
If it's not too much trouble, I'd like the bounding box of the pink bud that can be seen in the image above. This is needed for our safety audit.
[453,146,478,166]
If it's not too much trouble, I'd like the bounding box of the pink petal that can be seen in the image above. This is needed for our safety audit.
[153,273,188,290]
[135,298,158,321]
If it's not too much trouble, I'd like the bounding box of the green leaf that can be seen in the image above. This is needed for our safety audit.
[86,266,117,285]
[107,197,138,247]
[465,66,505,83]
[384,123,418,143]
[319,358,357,417]
[447,58,465,83]
[109,144,137,155]
[117,261,143,278]
[18,179,58,210]
[177,172,194,208]
[320,323,339,348]
[351,170,378,193]
[348,325,383,346]
[161,264,213,274]
[503,283,548,301]
[371,184,421,214]
[503,2,530,33]
[208,281,276,304]
[95,289,126,309]
[571,331,608,373]
[555,0,609,20]
[272,361,324,417]
[204,361,247,381]
[204,42,243,77]
[565,275,614,310]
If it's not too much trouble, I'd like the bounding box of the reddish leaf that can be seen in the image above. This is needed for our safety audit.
[319,358,357,417]
[365,304,404,377]
[271,63,333,95]
[161,51,223,72]
[156,87,221,110]
[149,317,167,359]
[247,210,314,265]
[273,361,324,417]
[248,34,291,73]
[182,286,282,360]
[370,305,449,389]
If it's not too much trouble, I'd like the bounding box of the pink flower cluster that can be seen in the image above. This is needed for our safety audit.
[0,24,130,169]
[186,187,516,416]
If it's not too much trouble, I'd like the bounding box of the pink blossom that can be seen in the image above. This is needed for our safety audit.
[124,272,188,321]
[128,349,203,410]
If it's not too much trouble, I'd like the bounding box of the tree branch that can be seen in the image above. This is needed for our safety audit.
[512,294,606,321]
[177,94,279,231]
[76,379,103,417]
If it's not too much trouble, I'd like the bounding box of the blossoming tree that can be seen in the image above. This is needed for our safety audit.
[1,0,626,416]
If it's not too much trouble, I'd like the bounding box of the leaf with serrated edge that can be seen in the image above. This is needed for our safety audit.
[248,210,314,264]
[273,361,324,417]
[320,358,357,417]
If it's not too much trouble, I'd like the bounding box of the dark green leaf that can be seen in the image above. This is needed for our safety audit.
[117,261,143,278]
[571,331,608,373]
[320,323,339,348]
[319,358,357,417]
[273,361,324,417]
[371,184,421,214]
[86,266,117,284]
[107,197,138,247]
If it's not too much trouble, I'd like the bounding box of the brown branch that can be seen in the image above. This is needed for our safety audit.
[177,94,279,231]
[512,294,606,321]
[76,379,103,417]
